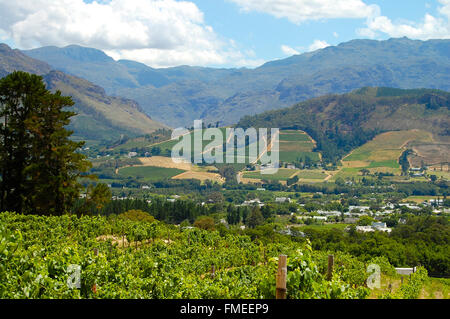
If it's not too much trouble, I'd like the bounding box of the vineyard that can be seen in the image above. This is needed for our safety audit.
[0,211,433,299]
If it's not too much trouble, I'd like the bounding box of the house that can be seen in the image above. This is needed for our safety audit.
[344,218,358,224]
[372,222,387,229]
[275,197,291,203]
[277,228,305,237]
[312,216,327,221]
[127,151,138,158]
[355,222,392,233]
[317,210,341,216]
[256,188,266,191]
[167,198,176,203]
[240,198,264,207]
[356,226,375,233]
[286,164,296,169]
[349,205,370,212]
[428,199,444,206]
[141,185,150,189]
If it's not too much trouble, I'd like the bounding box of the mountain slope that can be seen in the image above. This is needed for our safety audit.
[0,43,51,77]
[237,87,450,163]
[23,38,450,127]
[0,44,167,143]
[43,71,167,142]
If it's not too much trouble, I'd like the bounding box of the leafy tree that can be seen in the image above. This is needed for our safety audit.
[194,216,215,231]
[335,177,345,186]
[360,168,370,176]
[88,183,112,210]
[357,215,375,226]
[246,207,264,228]
[0,71,91,215]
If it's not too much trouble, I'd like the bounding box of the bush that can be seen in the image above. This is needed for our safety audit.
[194,216,215,231]
[119,210,155,223]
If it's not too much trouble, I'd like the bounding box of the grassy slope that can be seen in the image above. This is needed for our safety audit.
[46,71,167,142]
[332,130,434,181]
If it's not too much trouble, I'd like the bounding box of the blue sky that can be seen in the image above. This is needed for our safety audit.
[193,0,440,62]
[0,0,448,68]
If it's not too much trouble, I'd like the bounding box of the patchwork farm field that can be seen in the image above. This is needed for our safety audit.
[153,129,320,165]
[118,166,186,182]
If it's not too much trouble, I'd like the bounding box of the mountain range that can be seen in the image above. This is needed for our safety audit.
[0,44,166,144]
[23,37,450,127]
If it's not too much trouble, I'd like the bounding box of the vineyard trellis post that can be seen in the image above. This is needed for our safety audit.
[276,255,287,299]
[327,255,334,280]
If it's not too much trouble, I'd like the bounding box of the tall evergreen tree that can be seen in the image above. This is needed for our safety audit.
[0,71,91,215]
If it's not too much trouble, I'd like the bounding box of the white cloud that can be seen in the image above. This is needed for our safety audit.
[230,0,450,41]
[358,0,450,39]
[0,0,259,68]
[228,0,377,24]
[333,32,339,38]
[281,44,299,55]
[308,39,330,51]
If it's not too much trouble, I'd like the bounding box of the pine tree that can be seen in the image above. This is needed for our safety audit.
[0,71,92,215]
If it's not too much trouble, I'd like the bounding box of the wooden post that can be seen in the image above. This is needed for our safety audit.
[276,255,287,299]
[211,264,215,278]
[327,255,334,280]
[93,248,99,256]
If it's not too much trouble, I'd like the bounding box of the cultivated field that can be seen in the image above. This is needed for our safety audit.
[137,156,224,183]
[277,130,320,163]
[139,156,193,171]
[172,171,225,183]
[332,130,435,181]
[118,166,186,182]
[242,169,298,181]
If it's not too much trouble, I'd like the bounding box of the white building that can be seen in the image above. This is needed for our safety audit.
[275,197,291,203]
[240,198,264,207]
[356,226,375,233]
[317,210,341,216]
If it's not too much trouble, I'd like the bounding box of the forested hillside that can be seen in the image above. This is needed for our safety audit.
[238,87,450,163]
